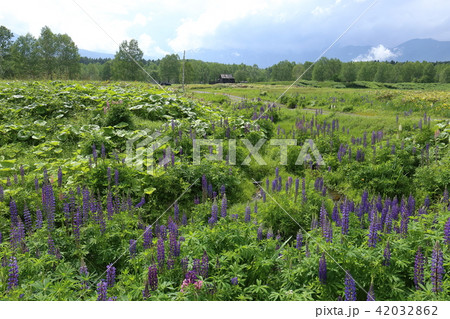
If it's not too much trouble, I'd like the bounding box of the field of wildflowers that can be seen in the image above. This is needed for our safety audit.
[0,81,449,300]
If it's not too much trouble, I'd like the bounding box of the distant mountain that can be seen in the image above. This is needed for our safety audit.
[325,38,450,62]
[393,38,450,62]
[78,49,114,59]
[78,38,450,67]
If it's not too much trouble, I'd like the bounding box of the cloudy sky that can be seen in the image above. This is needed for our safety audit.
[1,0,449,66]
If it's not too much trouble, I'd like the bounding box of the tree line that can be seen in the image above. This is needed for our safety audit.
[1,25,450,84]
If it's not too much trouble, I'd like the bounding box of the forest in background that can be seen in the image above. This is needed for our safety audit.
[1,25,450,84]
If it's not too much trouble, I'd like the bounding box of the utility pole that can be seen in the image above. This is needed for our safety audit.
[182,50,185,93]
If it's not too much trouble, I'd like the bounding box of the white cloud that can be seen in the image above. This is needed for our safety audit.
[133,13,149,27]
[354,44,399,61]
[167,0,274,52]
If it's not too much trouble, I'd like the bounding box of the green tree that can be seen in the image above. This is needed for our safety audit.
[0,25,14,77]
[302,61,314,80]
[356,62,377,81]
[292,63,305,79]
[269,60,295,81]
[438,65,450,83]
[37,26,57,78]
[420,62,436,83]
[112,39,145,81]
[10,33,40,78]
[101,60,112,80]
[182,60,195,83]
[234,69,249,82]
[159,54,180,83]
[340,62,357,82]
[55,34,80,79]
[374,62,393,83]
[312,57,341,81]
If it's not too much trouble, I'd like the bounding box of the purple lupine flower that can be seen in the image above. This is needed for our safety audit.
[324,218,333,243]
[207,183,213,198]
[167,256,175,269]
[182,213,187,226]
[79,265,89,289]
[400,206,409,236]
[383,242,391,266]
[23,204,32,234]
[296,232,303,250]
[8,257,19,290]
[201,251,209,278]
[201,174,207,200]
[319,203,327,231]
[431,241,444,293]
[332,203,340,226]
[341,205,350,235]
[42,183,56,232]
[181,257,189,273]
[344,271,356,301]
[221,194,227,218]
[367,283,375,301]
[63,202,71,223]
[101,143,106,159]
[47,235,58,257]
[319,253,327,284]
[148,264,158,291]
[266,228,273,239]
[193,259,201,275]
[275,167,279,178]
[157,238,165,268]
[414,247,425,290]
[244,204,251,222]
[424,195,430,209]
[185,270,198,284]
[159,225,167,239]
[33,177,39,192]
[173,202,179,221]
[302,178,307,203]
[57,167,63,188]
[231,277,238,285]
[294,178,300,202]
[209,200,218,225]
[220,185,226,196]
[114,169,119,186]
[0,184,3,202]
[35,209,43,229]
[92,144,98,163]
[143,226,153,250]
[106,264,116,288]
[257,226,263,240]
[135,196,145,209]
[368,217,378,248]
[444,217,450,246]
[73,208,82,240]
[9,197,18,226]
[96,280,108,301]
[82,187,90,223]
[129,239,137,258]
